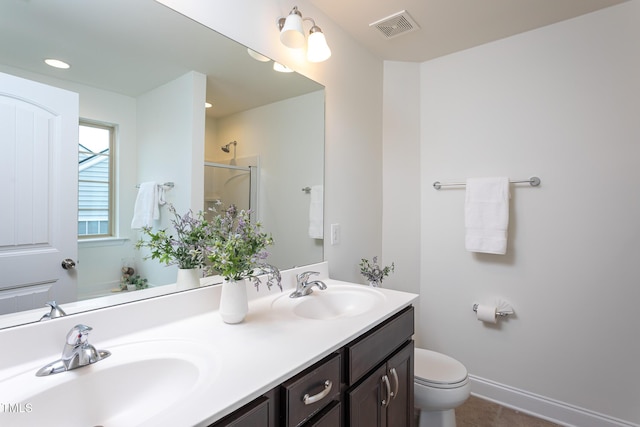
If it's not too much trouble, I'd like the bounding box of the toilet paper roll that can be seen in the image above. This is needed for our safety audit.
[476,304,498,323]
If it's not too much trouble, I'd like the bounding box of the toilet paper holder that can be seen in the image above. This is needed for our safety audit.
[472,302,514,317]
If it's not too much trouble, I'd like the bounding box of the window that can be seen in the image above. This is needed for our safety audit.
[78,121,114,238]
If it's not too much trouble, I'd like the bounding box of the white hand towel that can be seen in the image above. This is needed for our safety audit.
[131,182,159,229]
[308,185,324,239]
[465,177,510,254]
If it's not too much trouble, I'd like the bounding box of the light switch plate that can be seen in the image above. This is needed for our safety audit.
[330,223,341,245]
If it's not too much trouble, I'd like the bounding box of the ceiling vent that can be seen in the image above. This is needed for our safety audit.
[369,10,420,39]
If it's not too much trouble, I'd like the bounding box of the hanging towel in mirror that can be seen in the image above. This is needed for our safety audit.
[131,182,159,229]
[465,177,510,254]
[308,185,324,239]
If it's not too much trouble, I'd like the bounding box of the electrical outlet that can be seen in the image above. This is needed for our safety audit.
[331,223,341,245]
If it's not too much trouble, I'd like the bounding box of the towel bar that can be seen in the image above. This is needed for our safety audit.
[136,182,174,189]
[433,176,540,190]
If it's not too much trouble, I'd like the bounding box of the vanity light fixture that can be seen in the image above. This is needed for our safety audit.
[247,48,271,62]
[44,58,70,69]
[278,6,331,63]
[247,48,294,73]
[273,62,294,73]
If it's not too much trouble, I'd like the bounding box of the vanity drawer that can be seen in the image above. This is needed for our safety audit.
[209,391,276,427]
[345,306,414,385]
[281,352,341,427]
[304,400,341,426]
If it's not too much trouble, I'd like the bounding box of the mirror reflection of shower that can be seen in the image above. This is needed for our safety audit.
[221,140,237,153]
[204,161,258,223]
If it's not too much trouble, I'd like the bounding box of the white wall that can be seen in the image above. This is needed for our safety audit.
[384,2,639,424]
[211,91,325,269]
[157,0,384,283]
[382,61,421,295]
[136,71,206,284]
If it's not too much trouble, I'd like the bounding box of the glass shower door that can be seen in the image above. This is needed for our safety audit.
[204,163,256,220]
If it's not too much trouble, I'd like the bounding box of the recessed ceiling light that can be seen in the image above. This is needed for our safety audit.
[44,59,71,69]
[205,102,213,109]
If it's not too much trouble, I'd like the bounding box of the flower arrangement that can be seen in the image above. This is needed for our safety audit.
[135,204,210,270]
[359,256,395,286]
[207,203,281,290]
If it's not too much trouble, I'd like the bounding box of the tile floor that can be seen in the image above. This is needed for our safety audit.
[454,396,562,427]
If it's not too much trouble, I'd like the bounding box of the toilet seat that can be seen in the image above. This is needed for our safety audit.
[414,348,468,389]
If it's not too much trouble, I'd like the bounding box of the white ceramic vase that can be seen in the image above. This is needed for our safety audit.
[176,268,201,290]
[219,278,248,324]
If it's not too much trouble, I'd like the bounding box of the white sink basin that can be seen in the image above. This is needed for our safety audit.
[271,284,385,320]
[0,339,218,427]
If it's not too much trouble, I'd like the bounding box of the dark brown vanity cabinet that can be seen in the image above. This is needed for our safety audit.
[281,352,342,427]
[347,341,414,427]
[209,387,280,427]
[210,306,414,427]
[345,307,415,427]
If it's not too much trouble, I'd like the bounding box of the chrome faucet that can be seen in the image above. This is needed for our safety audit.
[39,301,67,321]
[36,324,111,377]
[290,271,327,298]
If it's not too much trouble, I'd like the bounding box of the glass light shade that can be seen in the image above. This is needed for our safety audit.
[273,62,294,73]
[247,48,270,62]
[307,30,331,62]
[280,12,305,48]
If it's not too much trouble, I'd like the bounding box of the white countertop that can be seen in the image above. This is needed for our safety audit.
[0,263,418,427]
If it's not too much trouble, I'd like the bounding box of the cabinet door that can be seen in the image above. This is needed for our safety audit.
[347,364,387,427]
[347,341,415,427]
[385,341,414,427]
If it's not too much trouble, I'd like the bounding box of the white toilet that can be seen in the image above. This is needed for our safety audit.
[414,348,471,427]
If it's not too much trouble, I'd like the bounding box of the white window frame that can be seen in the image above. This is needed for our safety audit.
[78,120,115,239]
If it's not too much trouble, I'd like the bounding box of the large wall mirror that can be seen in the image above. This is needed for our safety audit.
[0,0,324,328]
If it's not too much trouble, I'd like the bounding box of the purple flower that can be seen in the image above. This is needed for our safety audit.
[205,203,280,290]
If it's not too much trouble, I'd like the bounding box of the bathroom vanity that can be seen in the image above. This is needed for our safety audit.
[0,263,417,427]
[211,306,415,427]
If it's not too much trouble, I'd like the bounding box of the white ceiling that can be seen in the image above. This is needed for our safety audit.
[2,0,628,119]
[0,0,322,118]
[308,0,628,62]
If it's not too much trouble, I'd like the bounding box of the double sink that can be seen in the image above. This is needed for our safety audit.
[0,281,387,426]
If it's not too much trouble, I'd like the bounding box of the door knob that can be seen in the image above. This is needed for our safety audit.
[61,259,76,270]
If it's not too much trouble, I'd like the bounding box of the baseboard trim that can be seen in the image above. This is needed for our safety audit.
[468,375,639,427]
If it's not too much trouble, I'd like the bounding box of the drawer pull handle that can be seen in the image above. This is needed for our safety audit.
[381,374,391,408]
[389,367,399,400]
[303,380,333,405]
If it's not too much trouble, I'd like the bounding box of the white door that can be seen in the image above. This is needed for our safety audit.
[0,72,79,315]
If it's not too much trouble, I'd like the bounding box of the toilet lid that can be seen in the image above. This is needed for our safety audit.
[414,348,467,385]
